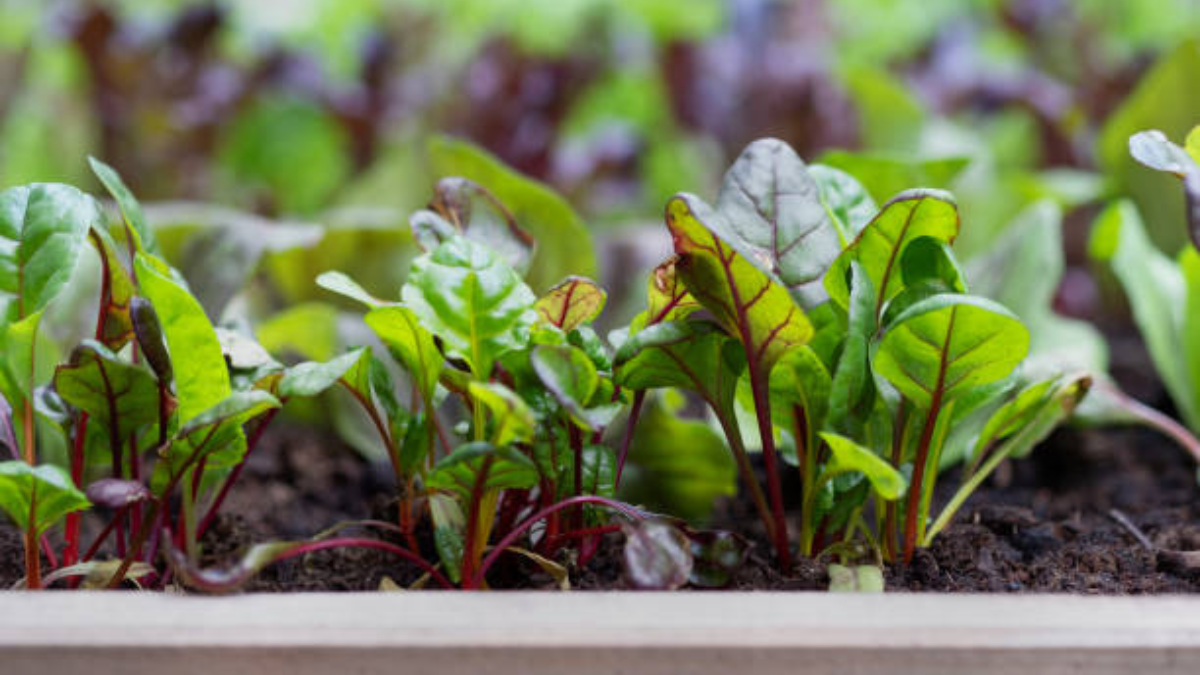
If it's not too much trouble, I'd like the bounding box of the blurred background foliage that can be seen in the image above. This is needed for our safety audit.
[3,0,1200,509]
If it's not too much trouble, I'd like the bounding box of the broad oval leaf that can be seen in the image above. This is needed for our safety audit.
[825,189,960,316]
[53,340,162,444]
[535,276,606,332]
[0,183,99,318]
[365,305,443,403]
[277,348,369,399]
[666,195,813,376]
[427,441,539,498]
[531,344,598,422]
[873,294,1030,409]
[712,138,841,308]
[0,461,90,535]
[169,390,281,475]
[402,235,537,378]
[819,432,907,501]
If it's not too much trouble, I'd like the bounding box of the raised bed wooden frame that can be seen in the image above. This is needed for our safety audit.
[2,592,1199,674]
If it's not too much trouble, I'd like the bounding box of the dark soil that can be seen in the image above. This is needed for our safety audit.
[2,421,1198,593]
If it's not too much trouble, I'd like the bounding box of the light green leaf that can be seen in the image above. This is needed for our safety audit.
[0,461,90,535]
[827,261,877,433]
[427,442,539,499]
[873,294,1030,409]
[0,182,99,317]
[316,270,390,308]
[256,302,339,362]
[818,151,970,206]
[88,156,158,254]
[135,254,232,423]
[810,163,877,241]
[402,235,537,378]
[826,189,959,316]
[169,390,281,474]
[365,305,443,403]
[531,344,598,427]
[819,432,906,500]
[466,381,535,446]
[277,348,369,399]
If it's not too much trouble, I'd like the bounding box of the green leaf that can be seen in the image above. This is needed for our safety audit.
[402,235,537,378]
[428,135,596,293]
[277,348,369,399]
[615,320,745,424]
[666,195,814,377]
[135,254,232,424]
[708,138,842,308]
[531,344,598,428]
[926,374,1090,545]
[364,305,443,403]
[873,295,1030,409]
[900,237,966,293]
[315,270,389,309]
[535,276,607,332]
[0,182,99,317]
[168,390,281,474]
[0,311,42,399]
[819,432,907,501]
[466,382,536,446]
[88,156,158,255]
[825,189,959,316]
[810,163,877,241]
[427,442,539,499]
[618,392,737,523]
[0,461,90,535]
[1090,201,1199,429]
[579,444,616,498]
[53,340,162,444]
[826,261,877,433]
[87,227,136,350]
[411,177,535,275]
[428,493,465,584]
[769,345,832,453]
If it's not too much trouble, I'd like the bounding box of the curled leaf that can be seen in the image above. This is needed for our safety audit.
[85,478,152,509]
[622,519,693,590]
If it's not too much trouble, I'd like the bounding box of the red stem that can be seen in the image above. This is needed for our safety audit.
[197,408,280,538]
[63,412,90,567]
[614,390,645,488]
[472,496,646,589]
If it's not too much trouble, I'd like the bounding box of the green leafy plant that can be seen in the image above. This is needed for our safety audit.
[616,138,1090,573]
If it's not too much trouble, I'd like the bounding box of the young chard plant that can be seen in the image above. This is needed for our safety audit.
[616,138,1090,573]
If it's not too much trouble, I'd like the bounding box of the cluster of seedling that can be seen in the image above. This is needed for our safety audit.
[0,128,1195,591]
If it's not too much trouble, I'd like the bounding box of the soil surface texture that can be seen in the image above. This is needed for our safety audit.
[2,422,1198,593]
